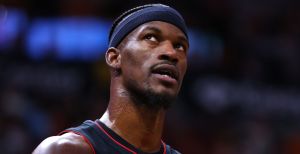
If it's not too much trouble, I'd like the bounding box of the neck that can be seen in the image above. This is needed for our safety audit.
[100,81,166,153]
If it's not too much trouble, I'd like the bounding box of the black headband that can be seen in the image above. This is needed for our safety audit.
[109,4,188,47]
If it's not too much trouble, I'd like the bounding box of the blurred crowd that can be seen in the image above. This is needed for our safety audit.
[1,0,300,154]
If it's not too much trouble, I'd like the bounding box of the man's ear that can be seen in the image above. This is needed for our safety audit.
[105,47,121,70]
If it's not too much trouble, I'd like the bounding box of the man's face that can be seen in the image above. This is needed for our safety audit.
[119,21,189,108]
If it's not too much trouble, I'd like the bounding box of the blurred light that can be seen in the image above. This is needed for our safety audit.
[188,29,224,62]
[194,77,300,115]
[26,17,110,61]
[25,19,53,59]
[0,7,27,50]
[188,29,209,55]
[0,5,7,21]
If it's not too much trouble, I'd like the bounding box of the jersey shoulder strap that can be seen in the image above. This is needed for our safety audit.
[61,120,122,154]
[166,144,181,154]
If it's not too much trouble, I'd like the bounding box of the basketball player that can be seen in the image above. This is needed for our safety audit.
[33,3,189,154]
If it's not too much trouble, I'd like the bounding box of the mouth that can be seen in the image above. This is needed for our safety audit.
[151,64,179,81]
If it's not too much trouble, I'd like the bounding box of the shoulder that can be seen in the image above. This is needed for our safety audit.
[170,148,181,154]
[166,144,181,154]
[32,133,94,154]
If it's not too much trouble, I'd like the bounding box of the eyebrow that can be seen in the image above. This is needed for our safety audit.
[142,26,163,34]
[142,26,189,46]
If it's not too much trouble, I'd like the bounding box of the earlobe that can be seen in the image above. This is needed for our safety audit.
[105,47,121,69]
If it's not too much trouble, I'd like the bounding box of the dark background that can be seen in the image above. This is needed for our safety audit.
[1,0,300,154]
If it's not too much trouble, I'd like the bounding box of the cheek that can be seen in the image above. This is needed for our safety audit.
[180,60,188,79]
[122,51,140,67]
[122,42,152,69]
[122,42,144,65]
[121,50,150,80]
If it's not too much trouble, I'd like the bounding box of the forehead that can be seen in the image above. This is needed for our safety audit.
[131,21,188,41]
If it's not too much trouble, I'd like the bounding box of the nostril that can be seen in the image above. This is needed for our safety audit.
[159,54,178,64]
[172,58,178,64]
[160,54,169,60]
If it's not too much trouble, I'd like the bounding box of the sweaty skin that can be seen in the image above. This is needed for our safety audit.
[33,21,189,154]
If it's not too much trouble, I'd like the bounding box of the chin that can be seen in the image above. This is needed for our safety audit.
[155,85,179,97]
[142,89,177,109]
[130,85,177,109]
[125,77,179,109]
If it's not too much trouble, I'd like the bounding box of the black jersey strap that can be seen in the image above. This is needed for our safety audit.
[60,120,180,154]
[61,120,129,153]
[165,144,181,154]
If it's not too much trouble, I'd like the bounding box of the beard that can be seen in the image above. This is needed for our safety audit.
[124,78,177,110]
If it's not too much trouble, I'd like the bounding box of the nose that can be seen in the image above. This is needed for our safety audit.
[158,41,178,64]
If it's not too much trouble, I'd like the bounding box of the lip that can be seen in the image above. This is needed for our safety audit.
[151,63,179,81]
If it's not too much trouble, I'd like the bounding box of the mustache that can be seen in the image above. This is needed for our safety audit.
[150,60,177,69]
[150,60,180,81]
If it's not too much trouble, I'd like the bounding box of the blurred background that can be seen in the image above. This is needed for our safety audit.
[1,0,300,153]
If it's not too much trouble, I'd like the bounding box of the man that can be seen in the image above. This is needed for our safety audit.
[33,3,189,154]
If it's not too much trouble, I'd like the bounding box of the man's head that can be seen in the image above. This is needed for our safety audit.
[105,4,189,109]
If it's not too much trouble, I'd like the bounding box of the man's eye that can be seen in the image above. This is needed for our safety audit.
[144,34,157,42]
[174,43,185,51]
